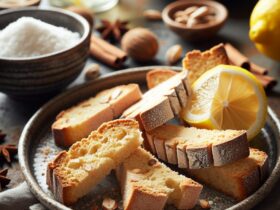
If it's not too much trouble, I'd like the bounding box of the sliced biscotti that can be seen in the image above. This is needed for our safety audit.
[116,147,202,210]
[52,84,142,147]
[187,148,268,200]
[146,124,249,169]
[122,71,190,131]
[183,43,229,84]
[47,119,143,205]
[146,68,177,89]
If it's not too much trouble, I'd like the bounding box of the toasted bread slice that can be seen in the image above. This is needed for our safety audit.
[187,148,268,200]
[116,147,202,210]
[146,124,249,169]
[47,119,143,205]
[52,84,142,147]
[146,68,178,89]
[122,71,190,131]
[183,43,229,84]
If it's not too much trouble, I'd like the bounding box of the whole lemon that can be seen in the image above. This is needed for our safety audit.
[249,0,280,61]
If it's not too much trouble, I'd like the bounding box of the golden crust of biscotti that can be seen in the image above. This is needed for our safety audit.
[52,84,142,147]
[146,68,177,89]
[146,124,249,169]
[116,148,202,210]
[186,148,268,201]
[124,184,168,210]
[183,43,229,84]
[47,119,142,205]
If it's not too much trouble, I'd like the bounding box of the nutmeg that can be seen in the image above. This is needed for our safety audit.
[121,28,159,62]
[66,6,94,27]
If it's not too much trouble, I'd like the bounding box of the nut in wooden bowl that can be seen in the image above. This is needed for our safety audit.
[162,0,228,41]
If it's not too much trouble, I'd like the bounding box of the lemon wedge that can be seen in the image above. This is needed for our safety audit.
[181,65,267,140]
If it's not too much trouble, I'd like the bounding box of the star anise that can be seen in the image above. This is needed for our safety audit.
[0,130,6,142]
[0,168,10,191]
[0,144,17,163]
[96,19,129,42]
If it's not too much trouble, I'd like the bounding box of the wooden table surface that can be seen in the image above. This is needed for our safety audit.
[0,0,279,209]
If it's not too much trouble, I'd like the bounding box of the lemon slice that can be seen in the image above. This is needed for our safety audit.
[181,64,267,140]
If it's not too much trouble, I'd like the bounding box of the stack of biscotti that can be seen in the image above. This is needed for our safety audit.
[116,147,203,210]
[145,124,268,200]
[187,148,268,200]
[122,71,190,131]
[52,84,142,147]
[47,119,143,205]
[145,44,229,91]
[146,124,249,169]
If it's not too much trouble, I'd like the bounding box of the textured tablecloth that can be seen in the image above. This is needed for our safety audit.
[0,182,46,210]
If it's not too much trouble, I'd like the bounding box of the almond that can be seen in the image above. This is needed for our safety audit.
[183,6,199,16]
[85,64,100,81]
[165,44,183,65]
[189,6,209,19]
[199,199,211,209]
[143,9,162,21]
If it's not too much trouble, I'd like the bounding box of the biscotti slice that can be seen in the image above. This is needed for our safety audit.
[183,43,229,84]
[146,124,249,169]
[187,148,268,200]
[116,148,202,210]
[52,84,142,147]
[47,119,143,205]
[122,71,190,131]
[146,68,178,89]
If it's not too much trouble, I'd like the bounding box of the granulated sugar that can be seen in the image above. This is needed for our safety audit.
[0,17,80,58]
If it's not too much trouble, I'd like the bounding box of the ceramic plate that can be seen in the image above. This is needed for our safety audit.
[19,66,280,210]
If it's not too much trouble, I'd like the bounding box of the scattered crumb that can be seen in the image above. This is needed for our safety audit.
[102,197,118,210]
[41,146,51,156]
[199,199,211,209]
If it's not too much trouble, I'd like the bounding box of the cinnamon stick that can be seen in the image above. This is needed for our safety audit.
[90,35,127,68]
[250,63,269,75]
[254,74,277,91]
[225,43,269,75]
[225,43,250,70]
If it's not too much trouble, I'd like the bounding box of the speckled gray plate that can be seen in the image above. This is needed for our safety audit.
[19,66,280,210]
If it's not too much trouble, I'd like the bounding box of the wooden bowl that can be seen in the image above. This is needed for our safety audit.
[162,0,228,41]
[0,7,91,98]
[0,0,41,10]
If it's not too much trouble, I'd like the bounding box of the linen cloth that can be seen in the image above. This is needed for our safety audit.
[0,182,46,210]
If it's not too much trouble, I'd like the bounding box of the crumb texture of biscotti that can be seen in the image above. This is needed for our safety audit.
[116,147,202,210]
[187,148,268,201]
[146,68,178,89]
[183,43,229,84]
[146,124,249,169]
[52,84,142,147]
[122,71,190,131]
[47,119,143,205]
